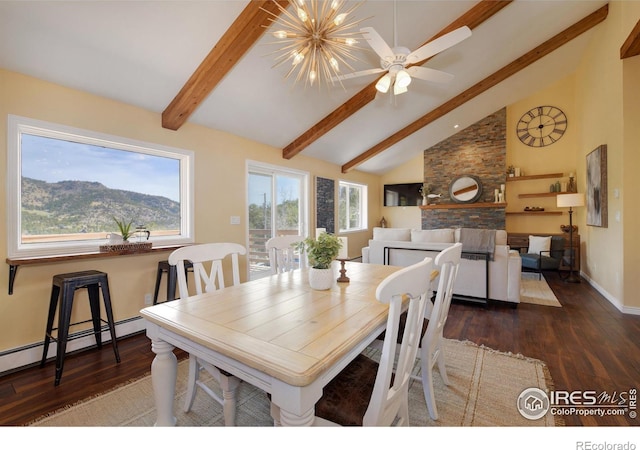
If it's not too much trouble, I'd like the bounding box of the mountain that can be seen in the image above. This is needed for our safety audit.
[21,177,180,235]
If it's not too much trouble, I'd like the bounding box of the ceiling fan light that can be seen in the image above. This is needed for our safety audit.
[393,82,408,95]
[395,69,412,88]
[376,74,391,93]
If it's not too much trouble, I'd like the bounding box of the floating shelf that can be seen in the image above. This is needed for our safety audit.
[506,211,563,216]
[420,202,506,210]
[518,192,572,198]
[506,172,564,182]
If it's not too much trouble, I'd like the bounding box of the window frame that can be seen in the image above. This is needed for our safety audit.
[338,180,368,233]
[7,114,195,258]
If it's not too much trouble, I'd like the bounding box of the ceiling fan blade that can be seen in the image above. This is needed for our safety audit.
[407,66,454,84]
[360,27,395,61]
[406,26,472,64]
[331,67,385,82]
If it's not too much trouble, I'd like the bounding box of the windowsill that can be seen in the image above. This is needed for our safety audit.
[6,244,185,295]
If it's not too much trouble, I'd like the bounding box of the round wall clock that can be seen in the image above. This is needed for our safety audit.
[516,106,567,148]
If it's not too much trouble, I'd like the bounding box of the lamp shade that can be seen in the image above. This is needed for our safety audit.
[375,74,391,93]
[557,193,585,208]
[338,237,348,260]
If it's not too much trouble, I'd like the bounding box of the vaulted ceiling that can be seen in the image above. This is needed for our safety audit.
[3,1,634,175]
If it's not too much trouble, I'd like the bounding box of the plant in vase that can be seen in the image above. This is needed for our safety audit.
[112,217,134,242]
[419,183,431,205]
[295,232,342,290]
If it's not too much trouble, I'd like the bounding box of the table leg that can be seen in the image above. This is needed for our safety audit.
[279,407,316,426]
[150,338,178,426]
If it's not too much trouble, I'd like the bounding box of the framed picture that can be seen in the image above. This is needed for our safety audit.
[586,144,607,228]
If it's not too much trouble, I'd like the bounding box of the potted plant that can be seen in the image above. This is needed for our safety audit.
[507,165,516,177]
[295,233,343,290]
[112,216,134,242]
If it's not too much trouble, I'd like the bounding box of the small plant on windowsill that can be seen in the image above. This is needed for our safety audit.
[113,217,134,242]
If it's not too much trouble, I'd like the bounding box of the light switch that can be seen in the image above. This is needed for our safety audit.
[230,216,240,225]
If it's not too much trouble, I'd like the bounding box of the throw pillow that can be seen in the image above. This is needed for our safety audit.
[528,235,551,255]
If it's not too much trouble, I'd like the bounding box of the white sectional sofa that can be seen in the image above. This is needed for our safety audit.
[362,227,521,305]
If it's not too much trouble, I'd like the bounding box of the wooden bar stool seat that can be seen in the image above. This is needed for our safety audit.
[153,260,194,304]
[41,270,120,386]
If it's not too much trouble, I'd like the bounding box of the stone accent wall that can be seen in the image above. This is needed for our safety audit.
[422,108,506,230]
[316,176,335,233]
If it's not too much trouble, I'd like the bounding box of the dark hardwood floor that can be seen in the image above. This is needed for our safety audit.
[1,270,638,426]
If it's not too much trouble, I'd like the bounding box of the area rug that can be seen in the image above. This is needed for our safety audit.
[30,339,559,427]
[520,272,561,307]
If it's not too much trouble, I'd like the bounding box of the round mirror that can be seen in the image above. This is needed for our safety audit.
[449,175,483,203]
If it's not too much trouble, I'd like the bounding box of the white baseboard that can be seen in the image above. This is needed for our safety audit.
[0,317,146,374]
[580,272,640,316]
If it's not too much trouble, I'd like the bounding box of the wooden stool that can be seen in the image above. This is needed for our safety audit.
[153,260,193,304]
[41,270,120,386]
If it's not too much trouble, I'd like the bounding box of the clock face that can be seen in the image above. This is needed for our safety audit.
[517,106,567,147]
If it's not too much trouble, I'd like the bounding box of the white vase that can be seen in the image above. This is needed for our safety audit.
[308,267,334,290]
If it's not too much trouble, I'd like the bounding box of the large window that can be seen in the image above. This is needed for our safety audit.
[7,115,194,258]
[338,181,367,232]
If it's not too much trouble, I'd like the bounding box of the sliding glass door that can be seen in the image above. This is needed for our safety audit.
[247,163,308,280]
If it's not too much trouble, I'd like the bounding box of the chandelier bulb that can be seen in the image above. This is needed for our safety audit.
[297,7,308,22]
[331,0,341,10]
[273,30,288,39]
[309,70,317,85]
[330,57,339,71]
[334,13,346,26]
[292,51,304,66]
[345,38,357,46]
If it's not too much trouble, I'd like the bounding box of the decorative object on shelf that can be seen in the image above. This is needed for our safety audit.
[336,236,349,283]
[264,0,368,88]
[586,145,608,228]
[134,225,150,242]
[514,167,521,177]
[549,183,556,193]
[554,180,561,193]
[380,216,387,228]
[99,242,153,254]
[517,105,567,148]
[295,232,343,290]
[419,183,431,205]
[557,193,585,283]
[524,207,545,212]
[507,165,515,177]
[568,173,577,193]
[494,189,500,203]
[426,193,442,205]
[112,217,134,242]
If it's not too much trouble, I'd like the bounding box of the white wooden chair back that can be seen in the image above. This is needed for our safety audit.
[265,235,306,274]
[168,243,246,299]
[420,242,462,419]
[363,256,433,426]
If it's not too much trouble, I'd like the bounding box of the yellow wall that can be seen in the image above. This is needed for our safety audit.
[506,75,580,234]
[573,0,639,309]
[0,69,381,352]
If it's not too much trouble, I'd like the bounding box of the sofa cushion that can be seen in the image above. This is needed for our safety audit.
[528,235,551,255]
[411,229,455,244]
[373,227,411,241]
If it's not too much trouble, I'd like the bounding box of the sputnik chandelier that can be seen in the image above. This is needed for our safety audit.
[264,0,369,88]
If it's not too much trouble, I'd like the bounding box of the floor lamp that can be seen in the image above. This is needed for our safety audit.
[557,193,585,283]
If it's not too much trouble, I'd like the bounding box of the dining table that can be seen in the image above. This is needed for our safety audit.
[140,260,405,427]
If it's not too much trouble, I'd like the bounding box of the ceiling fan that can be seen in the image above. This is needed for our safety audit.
[333,4,471,95]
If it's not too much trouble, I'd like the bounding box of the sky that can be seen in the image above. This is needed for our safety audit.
[21,134,181,202]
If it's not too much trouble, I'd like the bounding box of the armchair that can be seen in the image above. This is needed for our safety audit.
[520,236,565,279]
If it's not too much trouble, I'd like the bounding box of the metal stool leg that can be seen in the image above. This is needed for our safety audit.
[100,276,121,364]
[54,283,75,386]
[41,284,60,367]
[87,283,103,348]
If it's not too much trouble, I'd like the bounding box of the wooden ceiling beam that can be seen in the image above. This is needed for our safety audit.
[621,18,640,59]
[341,4,609,173]
[282,0,512,160]
[162,0,287,131]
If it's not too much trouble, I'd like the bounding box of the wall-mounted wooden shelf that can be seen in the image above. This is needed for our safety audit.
[506,172,564,182]
[506,211,563,216]
[420,202,506,210]
[518,192,572,198]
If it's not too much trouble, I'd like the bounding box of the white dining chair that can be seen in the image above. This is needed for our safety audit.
[366,242,462,420]
[310,256,434,426]
[265,235,306,274]
[417,242,462,420]
[168,242,247,426]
